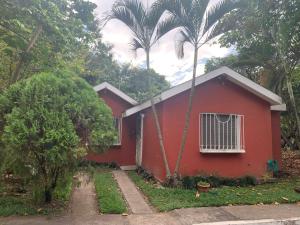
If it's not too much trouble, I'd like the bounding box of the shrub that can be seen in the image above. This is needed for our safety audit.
[0,71,115,203]
[182,175,257,189]
[78,159,119,169]
[136,166,154,181]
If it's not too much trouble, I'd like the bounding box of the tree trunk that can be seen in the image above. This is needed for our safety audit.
[146,49,150,70]
[146,49,171,178]
[174,45,198,177]
[44,187,53,203]
[150,98,171,178]
[286,76,300,149]
[11,24,43,83]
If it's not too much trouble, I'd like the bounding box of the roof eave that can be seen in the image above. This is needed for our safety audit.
[123,67,285,117]
[93,82,138,106]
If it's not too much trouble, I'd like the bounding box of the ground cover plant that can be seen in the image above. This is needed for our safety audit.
[128,171,300,212]
[0,173,73,216]
[94,170,127,214]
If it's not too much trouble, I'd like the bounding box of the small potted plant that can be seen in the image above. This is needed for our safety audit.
[196,181,210,192]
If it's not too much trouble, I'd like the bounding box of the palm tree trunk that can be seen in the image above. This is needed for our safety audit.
[174,45,198,177]
[146,49,171,178]
[286,76,300,149]
[150,99,171,178]
[11,24,43,83]
[146,50,150,70]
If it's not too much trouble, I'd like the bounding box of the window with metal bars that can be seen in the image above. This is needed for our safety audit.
[200,113,245,153]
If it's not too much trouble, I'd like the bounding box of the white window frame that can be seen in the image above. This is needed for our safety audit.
[199,113,245,153]
[113,117,122,146]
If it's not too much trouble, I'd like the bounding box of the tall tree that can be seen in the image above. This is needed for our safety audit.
[205,55,262,83]
[219,0,300,149]
[106,0,177,178]
[0,0,100,84]
[155,0,240,179]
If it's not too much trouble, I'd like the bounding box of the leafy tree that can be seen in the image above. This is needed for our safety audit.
[0,0,100,85]
[82,62,170,103]
[0,71,115,202]
[156,0,240,179]
[218,0,300,149]
[106,0,178,177]
[205,55,261,83]
[119,66,170,102]
[64,40,170,103]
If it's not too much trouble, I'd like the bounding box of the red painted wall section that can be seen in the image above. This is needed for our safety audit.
[271,111,282,168]
[140,103,166,182]
[86,89,136,166]
[142,76,276,181]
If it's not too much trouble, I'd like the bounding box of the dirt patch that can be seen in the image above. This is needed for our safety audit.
[282,150,300,177]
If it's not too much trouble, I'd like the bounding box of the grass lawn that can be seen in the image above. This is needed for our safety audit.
[128,171,300,212]
[0,174,74,216]
[94,171,127,214]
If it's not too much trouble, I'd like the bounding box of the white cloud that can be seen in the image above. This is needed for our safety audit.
[91,0,232,86]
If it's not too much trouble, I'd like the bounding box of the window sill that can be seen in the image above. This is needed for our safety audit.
[200,149,245,153]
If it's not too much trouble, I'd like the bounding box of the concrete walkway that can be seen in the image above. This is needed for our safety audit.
[1,204,300,225]
[1,172,300,225]
[70,173,98,220]
[112,170,153,214]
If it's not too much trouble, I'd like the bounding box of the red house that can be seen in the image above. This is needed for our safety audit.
[86,67,286,182]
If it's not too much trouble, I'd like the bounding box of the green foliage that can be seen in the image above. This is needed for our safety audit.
[106,0,179,68]
[129,171,300,212]
[0,0,100,85]
[205,55,261,83]
[136,166,154,181]
[94,171,127,214]
[182,175,257,189]
[214,0,300,149]
[0,173,73,216]
[78,159,119,169]
[0,71,115,202]
[0,196,38,216]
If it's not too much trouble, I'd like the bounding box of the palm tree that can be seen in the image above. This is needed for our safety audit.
[105,0,178,178]
[153,0,240,178]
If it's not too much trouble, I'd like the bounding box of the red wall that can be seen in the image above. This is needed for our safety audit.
[141,77,278,181]
[271,111,282,168]
[86,89,136,166]
[140,103,166,181]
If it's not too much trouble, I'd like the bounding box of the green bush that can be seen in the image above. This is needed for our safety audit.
[136,166,154,181]
[0,71,115,203]
[78,159,119,169]
[182,175,257,189]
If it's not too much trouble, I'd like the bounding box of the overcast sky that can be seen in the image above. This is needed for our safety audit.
[91,0,233,85]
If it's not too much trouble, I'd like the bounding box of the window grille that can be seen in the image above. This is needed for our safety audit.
[200,113,245,153]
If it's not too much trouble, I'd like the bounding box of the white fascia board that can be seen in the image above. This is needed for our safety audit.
[221,67,283,105]
[123,67,284,117]
[271,104,286,111]
[93,82,138,105]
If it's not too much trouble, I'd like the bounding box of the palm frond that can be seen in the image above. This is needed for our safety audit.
[146,0,168,33]
[105,0,148,48]
[200,7,239,45]
[154,14,180,43]
[191,0,210,37]
[130,37,143,56]
[203,0,241,35]
[175,30,190,59]
[106,4,135,30]
[115,0,146,25]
